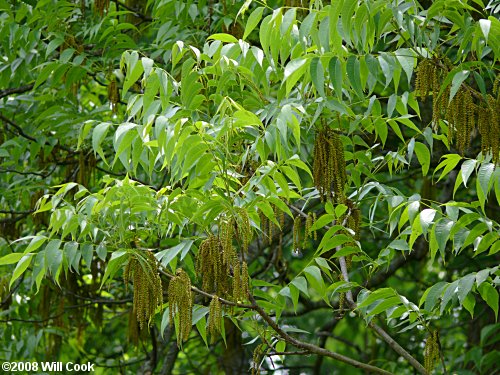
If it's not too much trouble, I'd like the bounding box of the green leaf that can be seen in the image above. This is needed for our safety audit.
[329,57,343,100]
[457,273,476,305]
[461,159,477,187]
[44,239,62,277]
[160,306,170,338]
[367,296,402,316]
[196,316,208,346]
[243,7,265,40]
[46,37,64,58]
[357,288,395,309]
[480,323,500,347]
[310,214,335,231]
[419,209,436,236]
[441,280,459,314]
[290,276,309,297]
[113,123,139,167]
[81,243,94,266]
[92,122,112,164]
[463,293,476,318]
[449,70,470,103]
[395,48,415,83]
[378,54,394,87]
[208,33,238,43]
[156,240,193,270]
[475,232,498,256]
[10,254,34,287]
[101,250,128,286]
[477,163,494,196]
[435,154,462,182]
[319,234,351,254]
[388,239,409,251]
[123,52,143,95]
[283,58,309,95]
[414,142,430,176]
[346,56,363,98]
[479,19,491,43]
[287,155,312,177]
[420,282,447,311]
[478,283,499,320]
[304,265,325,295]
[341,0,357,47]
[0,252,26,266]
[310,57,325,97]
[335,248,361,262]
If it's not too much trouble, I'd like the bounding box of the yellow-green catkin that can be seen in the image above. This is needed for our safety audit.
[236,208,252,253]
[207,295,222,343]
[94,0,110,16]
[278,207,285,256]
[128,308,140,345]
[197,235,223,294]
[293,215,301,254]
[415,59,433,101]
[424,330,440,373]
[415,58,450,131]
[445,88,477,155]
[303,212,316,247]
[480,94,500,164]
[240,261,250,300]
[220,218,236,267]
[107,76,119,113]
[313,128,346,202]
[168,269,193,345]
[233,261,241,302]
[123,252,163,330]
[339,292,346,316]
[232,260,249,303]
[252,344,265,375]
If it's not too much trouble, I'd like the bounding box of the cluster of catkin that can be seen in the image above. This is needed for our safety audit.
[416,58,499,163]
[424,330,440,373]
[195,210,251,341]
[292,212,317,254]
[313,128,346,201]
[94,0,110,16]
[107,77,120,113]
[123,251,163,330]
[168,269,193,345]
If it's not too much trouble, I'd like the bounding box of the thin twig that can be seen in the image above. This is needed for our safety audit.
[0,112,37,142]
[291,204,428,375]
[248,293,394,375]
[0,83,34,99]
[266,351,310,356]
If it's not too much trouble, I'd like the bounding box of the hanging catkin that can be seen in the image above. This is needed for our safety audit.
[313,128,346,202]
[424,330,440,373]
[415,59,499,163]
[123,251,163,330]
[167,269,193,345]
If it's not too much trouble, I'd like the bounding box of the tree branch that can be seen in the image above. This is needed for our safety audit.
[247,293,394,375]
[0,112,37,142]
[111,0,152,21]
[0,83,34,99]
[162,265,393,374]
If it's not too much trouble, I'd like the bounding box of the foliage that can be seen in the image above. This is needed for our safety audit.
[1,0,499,374]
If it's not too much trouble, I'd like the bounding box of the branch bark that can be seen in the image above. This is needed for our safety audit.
[0,112,37,142]
[161,267,393,374]
[248,293,394,375]
[0,83,34,99]
[292,203,428,374]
